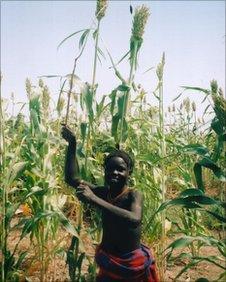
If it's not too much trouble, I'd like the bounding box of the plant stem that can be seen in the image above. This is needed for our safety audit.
[84,20,100,172]
[119,41,138,145]
[65,36,88,125]
[0,74,7,282]
[92,20,100,88]
[158,56,166,281]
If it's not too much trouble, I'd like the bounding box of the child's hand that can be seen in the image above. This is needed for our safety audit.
[76,183,95,203]
[61,124,76,144]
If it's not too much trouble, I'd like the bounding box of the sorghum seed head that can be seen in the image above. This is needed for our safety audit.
[210,79,218,95]
[131,5,150,40]
[212,94,226,126]
[25,78,32,96]
[172,104,175,112]
[184,98,190,113]
[156,53,165,80]
[218,87,223,97]
[57,97,65,115]
[42,86,50,111]
[192,101,196,112]
[95,0,108,21]
[39,79,44,88]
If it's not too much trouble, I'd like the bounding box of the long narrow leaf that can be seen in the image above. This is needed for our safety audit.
[57,29,89,50]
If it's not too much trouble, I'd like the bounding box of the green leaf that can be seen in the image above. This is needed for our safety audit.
[205,210,226,223]
[194,163,205,191]
[96,95,106,118]
[121,118,128,142]
[136,153,160,165]
[38,75,63,78]
[117,84,130,92]
[115,50,130,67]
[97,47,106,60]
[77,252,86,279]
[57,210,84,252]
[93,29,98,40]
[195,278,210,282]
[180,188,204,197]
[156,198,201,214]
[7,161,27,186]
[80,83,94,122]
[202,104,211,116]
[111,114,120,141]
[183,144,209,156]
[20,211,55,239]
[80,122,87,144]
[109,89,117,115]
[181,86,210,95]
[166,236,195,250]
[57,29,89,50]
[172,91,184,102]
[142,66,154,74]
[15,251,27,269]
[175,259,200,279]
[212,134,224,162]
[5,202,17,228]
[117,93,126,117]
[186,195,220,205]
[199,157,225,181]
[211,117,224,135]
[25,186,46,199]
[79,29,90,49]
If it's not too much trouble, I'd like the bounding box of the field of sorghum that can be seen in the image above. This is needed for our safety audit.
[1,1,225,281]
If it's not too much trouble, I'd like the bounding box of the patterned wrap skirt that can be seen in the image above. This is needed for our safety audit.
[95,244,159,282]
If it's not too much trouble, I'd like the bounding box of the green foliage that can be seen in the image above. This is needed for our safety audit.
[1,2,225,281]
[155,81,226,280]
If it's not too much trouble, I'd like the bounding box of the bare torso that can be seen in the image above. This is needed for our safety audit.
[95,188,142,254]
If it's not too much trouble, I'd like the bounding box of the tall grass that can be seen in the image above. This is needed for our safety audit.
[1,1,225,281]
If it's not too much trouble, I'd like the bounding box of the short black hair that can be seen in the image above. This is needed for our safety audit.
[104,150,134,174]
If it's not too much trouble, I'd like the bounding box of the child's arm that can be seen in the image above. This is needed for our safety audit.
[61,125,98,190]
[76,183,143,225]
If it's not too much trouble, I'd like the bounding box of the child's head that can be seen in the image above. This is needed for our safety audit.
[104,150,134,175]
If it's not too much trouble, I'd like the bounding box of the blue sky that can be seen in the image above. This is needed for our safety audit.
[1,0,225,117]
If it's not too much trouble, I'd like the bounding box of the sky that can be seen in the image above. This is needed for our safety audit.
[1,0,225,117]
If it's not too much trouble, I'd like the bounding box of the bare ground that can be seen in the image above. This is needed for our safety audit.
[6,216,225,282]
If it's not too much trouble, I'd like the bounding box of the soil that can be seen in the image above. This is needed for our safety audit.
[6,216,225,282]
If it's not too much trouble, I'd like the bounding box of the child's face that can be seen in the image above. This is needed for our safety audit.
[104,156,129,188]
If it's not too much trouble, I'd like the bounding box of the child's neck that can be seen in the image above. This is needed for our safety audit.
[108,186,129,203]
[109,185,128,197]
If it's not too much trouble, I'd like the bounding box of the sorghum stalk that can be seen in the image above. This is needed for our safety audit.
[91,20,100,88]
[119,5,150,145]
[157,53,166,280]
[192,101,196,129]
[92,0,108,88]
[65,32,89,125]
[93,0,108,86]
[0,73,6,282]
[85,0,108,170]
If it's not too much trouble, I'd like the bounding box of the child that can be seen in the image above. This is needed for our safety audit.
[62,125,159,282]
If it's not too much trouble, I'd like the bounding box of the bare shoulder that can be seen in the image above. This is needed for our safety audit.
[91,185,108,199]
[129,189,143,202]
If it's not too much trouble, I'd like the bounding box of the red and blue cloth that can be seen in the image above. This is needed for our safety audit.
[95,244,159,282]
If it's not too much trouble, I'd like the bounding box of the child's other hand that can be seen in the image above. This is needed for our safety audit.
[61,124,76,144]
[76,183,95,203]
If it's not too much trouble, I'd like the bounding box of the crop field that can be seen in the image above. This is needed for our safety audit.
[1,1,225,281]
